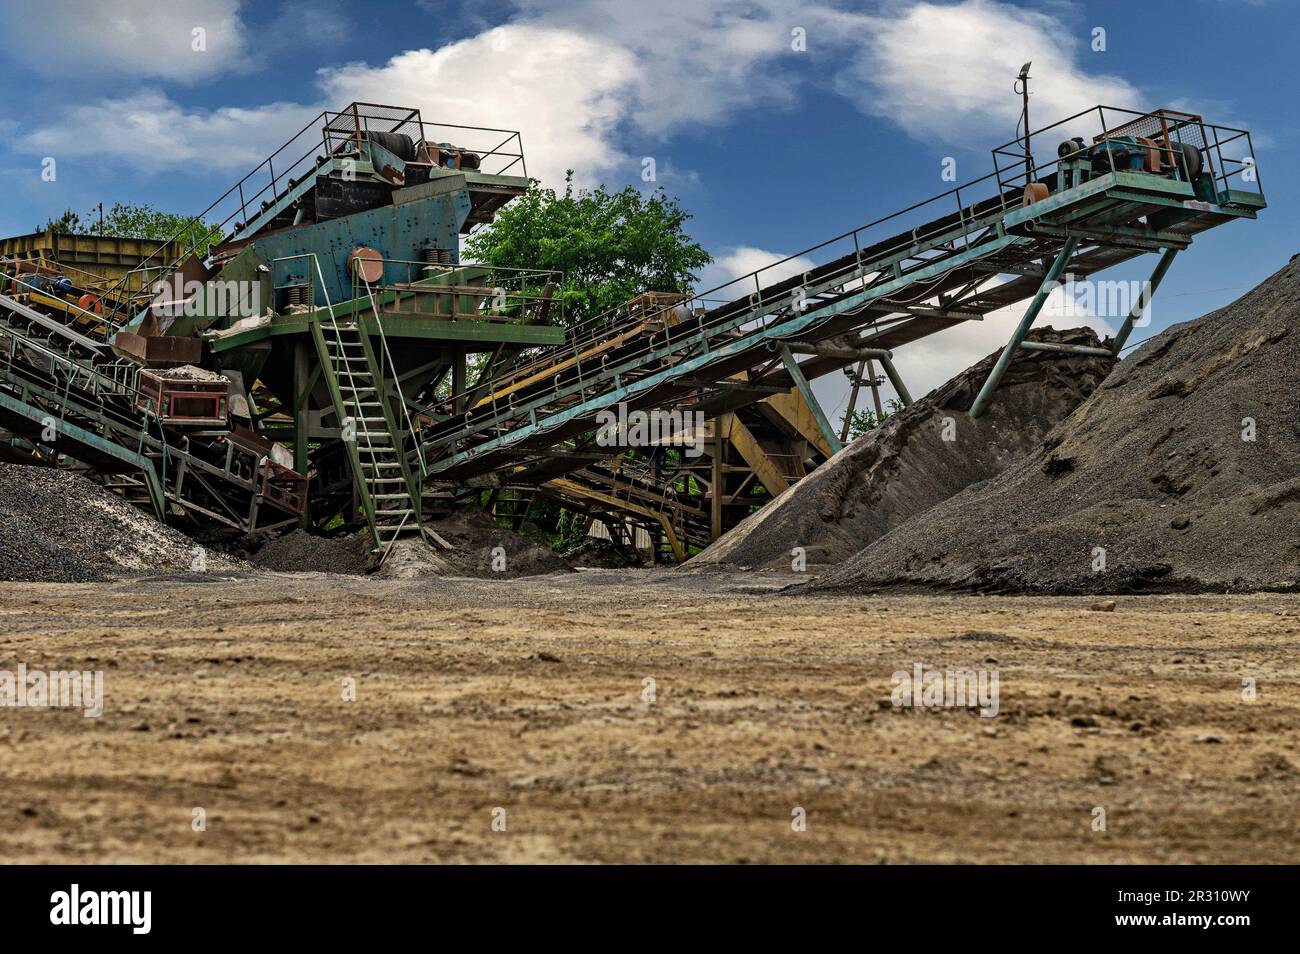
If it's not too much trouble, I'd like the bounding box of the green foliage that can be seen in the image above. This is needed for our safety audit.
[843,398,906,442]
[463,171,712,328]
[37,208,87,234]
[37,202,222,257]
[554,508,590,552]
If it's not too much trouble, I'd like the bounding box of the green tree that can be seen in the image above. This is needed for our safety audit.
[36,208,87,233]
[96,202,223,256]
[843,398,905,442]
[463,171,712,328]
[37,202,221,257]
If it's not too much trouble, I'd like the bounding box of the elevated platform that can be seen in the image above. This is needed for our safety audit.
[417,106,1263,491]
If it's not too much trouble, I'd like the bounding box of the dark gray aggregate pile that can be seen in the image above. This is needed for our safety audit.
[688,327,1111,570]
[810,257,1300,595]
[251,506,573,578]
[250,528,375,575]
[0,461,223,582]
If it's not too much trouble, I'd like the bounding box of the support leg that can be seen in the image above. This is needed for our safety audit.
[452,350,467,416]
[292,340,312,527]
[778,345,843,455]
[969,238,1078,418]
[867,358,885,419]
[839,358,865,444]
[1111,247,1178,355]
[710,416,724,541]
[877,353,913,407]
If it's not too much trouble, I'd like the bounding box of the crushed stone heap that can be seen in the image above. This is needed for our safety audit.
[811,257,1300,595]
[251,505,572,578]
[687,327,1111,571]
[0,461,232,582]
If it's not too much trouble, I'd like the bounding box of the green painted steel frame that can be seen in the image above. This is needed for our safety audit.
[1111,247,1179,355]
[424,231,1027,474]
[206,311,565,353]
[0,388,165,518]
[777,344,843,455]
[310,318,381,546]
[968,238,1078,419]
[353,314,428,543]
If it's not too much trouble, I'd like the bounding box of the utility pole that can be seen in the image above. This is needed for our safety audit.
[840,359,865,444]
[839,358,887,444]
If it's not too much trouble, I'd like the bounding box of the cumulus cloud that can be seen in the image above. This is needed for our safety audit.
[318,27,640,188]
[14,0,1150,193]
[696,245,818,297]
[830,0,1139,144]
[0,0,246,82]
[510,0,809,135]
[22,91,317,172]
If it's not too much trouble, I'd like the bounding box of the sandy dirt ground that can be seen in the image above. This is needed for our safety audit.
[1,567,1298,864]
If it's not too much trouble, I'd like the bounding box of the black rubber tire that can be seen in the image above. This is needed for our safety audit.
[1172,141,1203,183]
[366,131,416,162]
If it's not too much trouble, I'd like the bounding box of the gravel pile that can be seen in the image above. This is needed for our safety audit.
[401,506,574,578]
[810,257,1300,595]
[253,507,573,578]
[153,365,227,382]
[250,529,375,574]
[563,537,645,568]
[688,327,1110,570]
[0,461,230,582]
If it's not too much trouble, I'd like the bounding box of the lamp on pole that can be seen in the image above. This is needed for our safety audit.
[1015,61,1033,183]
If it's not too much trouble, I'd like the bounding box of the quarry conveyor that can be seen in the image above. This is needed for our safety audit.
[0,103,1265,558]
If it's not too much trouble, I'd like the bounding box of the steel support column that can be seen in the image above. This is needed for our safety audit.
[710,415,724,541]
[969,238,1078,418]
[1111,247,1178,355]
[777,345,843,455]
[876,353,913,407]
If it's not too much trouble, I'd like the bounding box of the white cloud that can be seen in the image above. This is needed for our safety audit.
[510,0,808,135]
[13,0,1151,194]
[0,0,246,81]
[16,25,641,191]
[830,0,1140,144]
[696,245,818,297]
[22,91,317,172]
[318,27,640,188]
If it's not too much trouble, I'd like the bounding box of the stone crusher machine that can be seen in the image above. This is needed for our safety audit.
[0,103,563,549]
[0,102,1265,562]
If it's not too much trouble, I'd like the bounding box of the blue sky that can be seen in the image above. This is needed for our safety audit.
[0,0,1293,414]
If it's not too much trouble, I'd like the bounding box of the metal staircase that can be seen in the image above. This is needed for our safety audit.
[312,315,425,549]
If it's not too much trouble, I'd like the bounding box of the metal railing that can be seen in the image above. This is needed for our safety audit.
[354,275,426,475]
[991,104,1260,199]
[421,104,1260,464]
[429,168,1016,429]
[339,256,563,324]
[480,105,1260,411]
[324,103,527,177]
[275,250,430,478]
[99,102,528,322]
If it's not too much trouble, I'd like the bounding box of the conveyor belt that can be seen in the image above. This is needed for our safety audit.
[0,292,107,353]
